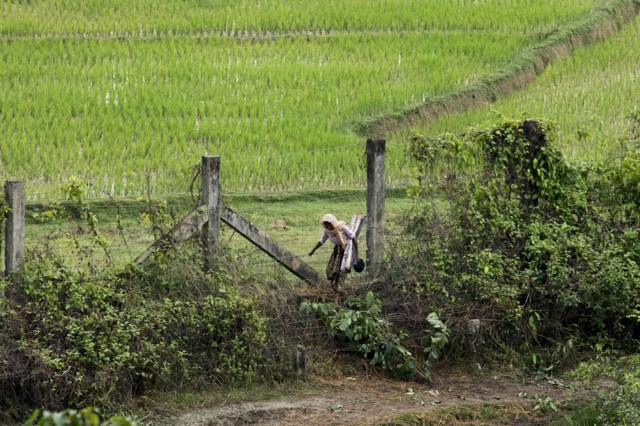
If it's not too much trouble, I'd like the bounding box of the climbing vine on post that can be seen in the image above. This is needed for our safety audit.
[64,178,112,265]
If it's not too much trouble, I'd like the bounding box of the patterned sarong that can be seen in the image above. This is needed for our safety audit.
[325,215,366,290]
[326,244,345,290]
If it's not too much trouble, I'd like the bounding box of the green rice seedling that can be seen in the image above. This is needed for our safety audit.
[0,0,615,200]
[400,14,640,164]
[0,30,534,198]
[0,0,598,38]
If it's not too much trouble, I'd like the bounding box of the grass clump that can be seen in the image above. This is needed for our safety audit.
[382,404,542,425]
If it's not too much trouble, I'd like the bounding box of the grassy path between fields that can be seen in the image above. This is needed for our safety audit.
[361,0,640,139]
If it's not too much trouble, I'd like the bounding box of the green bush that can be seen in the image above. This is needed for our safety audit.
[301,292,448,380]
[569,354,640,425]
[399,119,640,357]
[24,407,137,426]
[0,244,267,414]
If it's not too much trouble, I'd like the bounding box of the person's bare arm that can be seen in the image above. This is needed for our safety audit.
[308,241,322,256]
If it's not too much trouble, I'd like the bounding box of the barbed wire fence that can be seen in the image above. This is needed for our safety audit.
[17,139,413,290]
[6,137,425,376]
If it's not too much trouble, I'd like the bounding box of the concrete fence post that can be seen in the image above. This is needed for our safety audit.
[366,139,385,278]
[201,156,221,271]
[4,181,25,276]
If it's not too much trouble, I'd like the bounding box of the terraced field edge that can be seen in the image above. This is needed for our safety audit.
[360,0,640,139]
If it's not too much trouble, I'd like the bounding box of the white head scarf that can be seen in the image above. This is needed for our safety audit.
[321,214,347,248]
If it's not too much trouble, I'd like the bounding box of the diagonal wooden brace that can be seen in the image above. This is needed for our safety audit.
[135,202,322,285]
[220,204,322,286]
[134,205,209,265]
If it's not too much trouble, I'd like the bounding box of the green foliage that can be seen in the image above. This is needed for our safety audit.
[64,178,112,264]
[24,407,137,426]
[422,313,450,373]
[402,119,640,357]
[301,291,448,380]
[29,207,60,224]
[0,243,267,414]
[532,395,559,414]
[570,354,640,425]
[139,199,174,240]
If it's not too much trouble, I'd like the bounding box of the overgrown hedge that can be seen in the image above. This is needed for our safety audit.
[0,243,267,419]
[394,118,640,361]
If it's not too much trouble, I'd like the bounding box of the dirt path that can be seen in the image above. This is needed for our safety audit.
[165,373,581,425]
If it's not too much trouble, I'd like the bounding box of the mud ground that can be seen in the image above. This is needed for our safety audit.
[162,372,584,425]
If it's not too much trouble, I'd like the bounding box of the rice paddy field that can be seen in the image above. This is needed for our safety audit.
[4,0,640,279]
[400,13,640,163]
[0,0,605,200]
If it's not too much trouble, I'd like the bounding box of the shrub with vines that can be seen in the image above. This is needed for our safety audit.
[398,118,640,362]
[0,248,267,416]
[0,190,268,420]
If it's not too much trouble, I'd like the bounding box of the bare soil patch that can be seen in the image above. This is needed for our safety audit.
[164,372,582,425]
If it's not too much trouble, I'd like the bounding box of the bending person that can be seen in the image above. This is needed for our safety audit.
[308,213,358,291]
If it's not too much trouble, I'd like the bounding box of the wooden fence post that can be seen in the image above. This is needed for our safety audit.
[4,181,25,276]
[467,319,482,354]
[201,156,221,271]
[366,139,385,278]
[294,344,306,377]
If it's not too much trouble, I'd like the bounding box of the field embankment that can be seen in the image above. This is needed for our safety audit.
[399,11,640,163]
[362,0,640,139]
